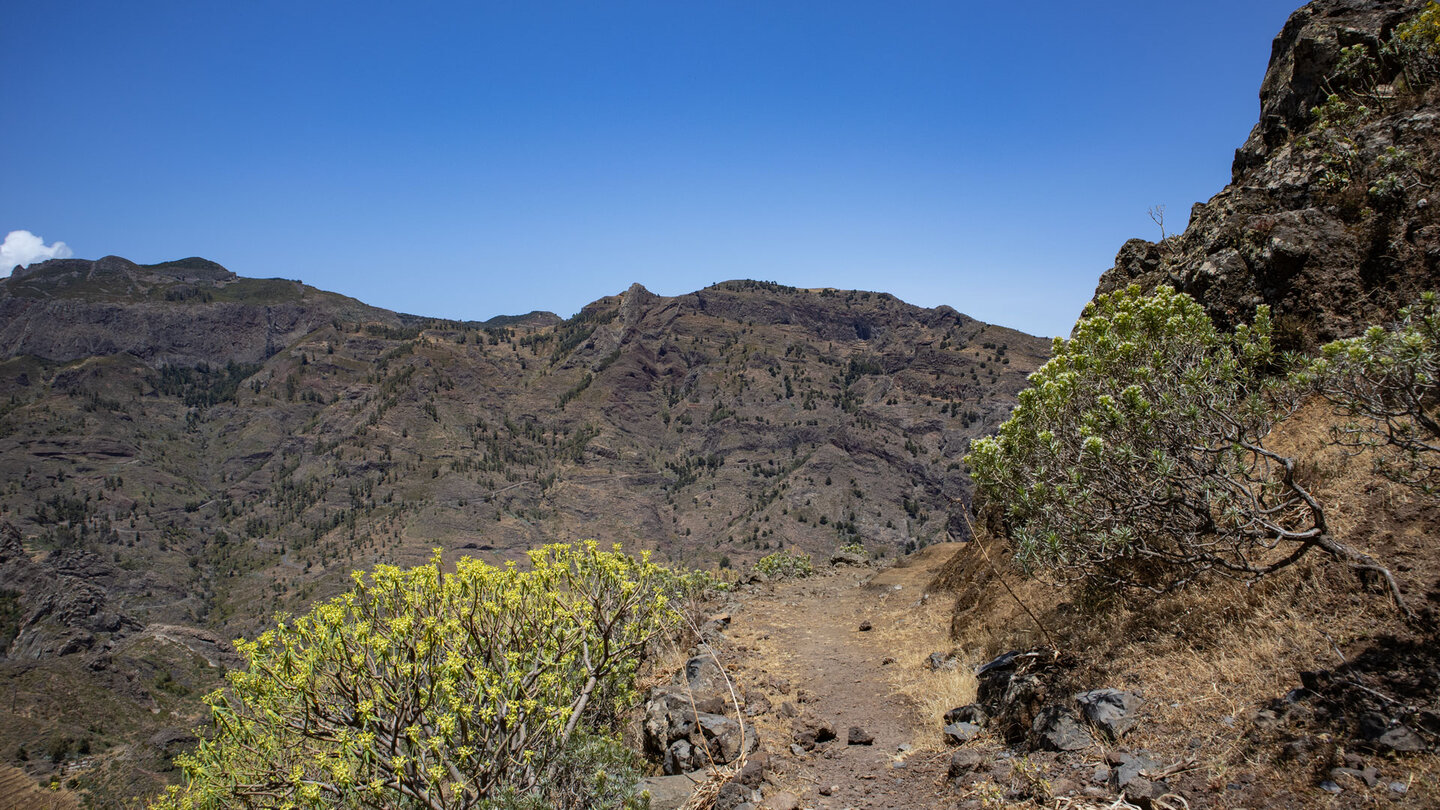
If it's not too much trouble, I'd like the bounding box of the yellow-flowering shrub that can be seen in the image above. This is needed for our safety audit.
[1390,1,1440,87]
[152,542,678,809]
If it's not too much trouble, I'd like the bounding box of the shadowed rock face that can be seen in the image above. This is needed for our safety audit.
[1094,0,1440,347]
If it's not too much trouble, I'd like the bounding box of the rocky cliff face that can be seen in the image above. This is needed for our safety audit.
[0,523,141,660]
[1096,0,1440,346]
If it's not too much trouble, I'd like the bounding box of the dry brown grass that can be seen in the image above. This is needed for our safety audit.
[931,400,1440,805]
[855,546,989,748]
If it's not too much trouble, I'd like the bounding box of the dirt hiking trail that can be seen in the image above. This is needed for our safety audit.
[721,544,965,809]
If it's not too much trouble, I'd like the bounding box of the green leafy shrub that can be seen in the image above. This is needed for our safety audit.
[1331,43,1380,96]
[1303,95,1368,192]
[152,542,677,809]
[755,549,814,579]
[1367,146,1417,207]
[837,541,865,556]
[485,731,648,810]
[1389,1,1440,88]
[965,285,1403,604]
[1299,292,1440,493]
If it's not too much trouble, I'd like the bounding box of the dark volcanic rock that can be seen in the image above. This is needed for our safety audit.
[974,649,1070,744]
[846,726,875,746]
[1093,0,1440,345]
[944,704,989,726]
[0,523,141,660]
[943,721,983,745]
[1030,705,1091,752]
[1075,688,1143,739]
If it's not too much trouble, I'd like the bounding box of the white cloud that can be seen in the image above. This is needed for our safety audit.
[2,230,73,274]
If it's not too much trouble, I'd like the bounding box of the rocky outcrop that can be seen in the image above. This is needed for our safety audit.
[1094,0,1440,346]
[942,649,1144,754]
[0,523,141,660]
[643,650,758,774]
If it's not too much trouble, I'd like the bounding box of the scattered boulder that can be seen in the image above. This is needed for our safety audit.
[699,615,731,642]
[791,717,836,750]
[1121,776,1160,805]
[925,651,957,671]
[1330,766,1381,788]
[698,713,756,763]
[830,550,867,566]
[948,749,985,778]
[641,774,699,810]
[944,704,988,726]
[1372,724,1427,754]
[664,739,696,774]
[643,652,755,774]
[847,726,875,745]
[943,722,983,745]
[1107,751,1160,791]
[1074,688,1142,739]
[857,620,872,632]
[744,692,772,717]
[737,752,768,787]
[974,648,1067,744]
[682,649,731,696]
[1030,706,1090,752]
[713,781,756,810]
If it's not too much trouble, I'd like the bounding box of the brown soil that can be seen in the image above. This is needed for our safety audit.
[0,765,78,810]
[721,544,967,809]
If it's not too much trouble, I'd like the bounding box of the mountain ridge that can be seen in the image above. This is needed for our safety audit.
[0,262,1048,803]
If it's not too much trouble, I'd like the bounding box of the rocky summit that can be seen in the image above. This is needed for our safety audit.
[1096,0,1440,347]
[0,262,1046,802]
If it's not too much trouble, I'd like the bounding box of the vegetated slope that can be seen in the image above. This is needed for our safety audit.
[1097,0,1440,348]
[920,1,1440,807]
[0,261,1047,803]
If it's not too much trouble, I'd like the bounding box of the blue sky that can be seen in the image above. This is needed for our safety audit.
[2,1,1302,337]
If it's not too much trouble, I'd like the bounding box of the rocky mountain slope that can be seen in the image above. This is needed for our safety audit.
[1097,0,1440,347]
[0,259,1047,802]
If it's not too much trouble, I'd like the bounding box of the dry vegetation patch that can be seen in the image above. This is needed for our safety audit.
[932,405,1440,807]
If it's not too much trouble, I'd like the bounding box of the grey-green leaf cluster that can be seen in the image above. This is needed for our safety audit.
[1300,292,1440,493]
[965,285,1321,590]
